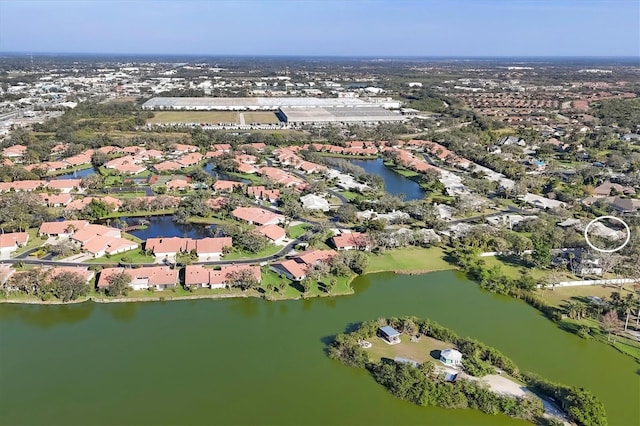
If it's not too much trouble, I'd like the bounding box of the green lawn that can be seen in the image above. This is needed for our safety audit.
[85,249,154,264]
[223,244,282,260]
[365,247,455,274]
[480,255,548,280]
[188,215,237,226]
[338,191,361,201]
[538,284,636,309]
[12,228,46,256]
[367,335,451,364]
[228,172,263,184]
[287,223,311,239]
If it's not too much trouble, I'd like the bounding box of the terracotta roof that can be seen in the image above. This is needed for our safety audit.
[295,249,337,265]
[39,220,89,235]
[213,180,244,192]
[255,224,286,242]
[47,179,82,189]
[232,207,284,225]
[272,259,307,280]
[332,232,369,249]
[0,232,29,249]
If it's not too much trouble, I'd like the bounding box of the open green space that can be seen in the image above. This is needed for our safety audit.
[338,191,361,201]
[223,243,281,260]
[538,284,636,309]
[85,249,154,264]
[366,335,452,364]
[480,255,549,281]
[287,223,311,239]
[147,111,241,124]
[365,247,454,274]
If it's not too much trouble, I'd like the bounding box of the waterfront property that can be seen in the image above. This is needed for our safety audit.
[97,266,179,291]
[378,326,401,344]
[184,264,262,289]
[145,236,233,263]
[440,348,463,367]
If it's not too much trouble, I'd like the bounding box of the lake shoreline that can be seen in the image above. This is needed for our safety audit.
[0,266,456,305]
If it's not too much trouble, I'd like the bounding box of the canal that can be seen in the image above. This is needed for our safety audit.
[345,158,425,201]
[1,270,637,425]
[56,166,96,180]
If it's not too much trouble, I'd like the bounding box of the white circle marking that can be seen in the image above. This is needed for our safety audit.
[583,216,631,253]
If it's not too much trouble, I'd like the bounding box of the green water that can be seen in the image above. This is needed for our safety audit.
[1,271,638,426]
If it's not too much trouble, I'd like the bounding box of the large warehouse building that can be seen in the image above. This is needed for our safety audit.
[142,96,407,125]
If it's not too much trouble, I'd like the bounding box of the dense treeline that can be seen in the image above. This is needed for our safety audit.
[591,98,640,129]
[328,317,607,426]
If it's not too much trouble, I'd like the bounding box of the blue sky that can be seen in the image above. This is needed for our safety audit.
[0,0,638,56]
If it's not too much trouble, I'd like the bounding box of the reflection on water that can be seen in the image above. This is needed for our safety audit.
[123,215,213,239]
[345,158,425,201]
[0,302,95,328]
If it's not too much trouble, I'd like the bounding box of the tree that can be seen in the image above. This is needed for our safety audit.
[335,204,358,223]
[531,236,552,268]
[601,310,620,342]
[91,151,109,167]
[50,272,89,302]
[226,268,258,291]
[106,271,131,296]
[49,240,77,258]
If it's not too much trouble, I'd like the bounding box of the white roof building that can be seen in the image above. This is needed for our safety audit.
[440,349,463,367]
[300,194,330,212]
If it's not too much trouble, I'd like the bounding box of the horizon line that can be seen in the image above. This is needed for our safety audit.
[0,51,639,60]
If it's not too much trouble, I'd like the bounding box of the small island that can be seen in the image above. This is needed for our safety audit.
[328,316,607,426]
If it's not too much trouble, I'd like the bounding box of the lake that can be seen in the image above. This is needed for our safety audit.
[119,215,214,239]
[345,158,425,201]
[1,270,637,425]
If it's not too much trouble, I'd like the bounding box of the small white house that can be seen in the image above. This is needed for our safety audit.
[440,349,463,367]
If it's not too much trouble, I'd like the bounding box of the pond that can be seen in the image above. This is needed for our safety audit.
[56,167,96,180]
[204,163,251,184]
[345,158,425,201]
[1,270,637,425]
[117,215,214,240]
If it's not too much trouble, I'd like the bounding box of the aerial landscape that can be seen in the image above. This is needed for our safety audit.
[0,1,639,425]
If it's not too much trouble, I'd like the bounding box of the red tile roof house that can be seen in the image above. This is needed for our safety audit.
[83,236,138,259]
[69,224,138,258]
[331,232,371,251]
[39,192,73,207]
[255,224,286,244]
[172,144,199,155]
[145,237,232,263]
[232,207,284,226]
[38,220,89,238]
[177,152,204,167]
[153,161,183,173]
[98,266,179,291]
[213,180,245,193]
[2,144,27,160]
[48,266,95,284]
[47,179,83,194]
[185,264,261,289]
[65,196,124,212]
[270,249,337,281]
[0,232,29,259]
[247,186,280,203]
[0,180,47,192]
[166,178,192,191]
[237,162,258,174]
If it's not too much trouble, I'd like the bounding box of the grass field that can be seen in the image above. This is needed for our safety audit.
[242,112,281,124]
[147,111,241,124]
[365,247,455,274]
[367,335,451,364]
[85,249,154,264]
[538,284,636,308]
